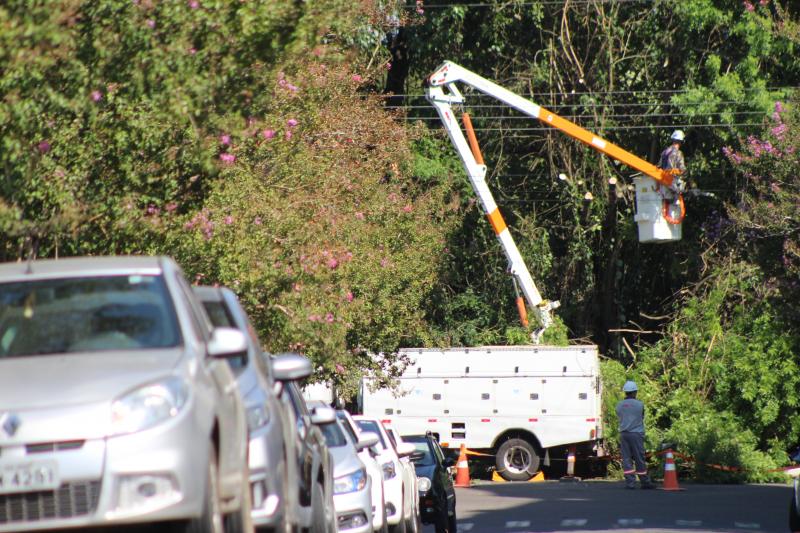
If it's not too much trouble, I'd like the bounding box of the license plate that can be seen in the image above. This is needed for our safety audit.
[0,462,59,494]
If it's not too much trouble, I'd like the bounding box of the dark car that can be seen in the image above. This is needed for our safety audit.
[790,448,800,531]
[792,476,800,532]
[402,433,456,533]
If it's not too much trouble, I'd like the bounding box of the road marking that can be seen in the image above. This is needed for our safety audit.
[561,518,588,527]
[505,520,531,528]
[676,520,702,527]
[457,523,474,532]
[734,522,761,529]
[617,518,644,527]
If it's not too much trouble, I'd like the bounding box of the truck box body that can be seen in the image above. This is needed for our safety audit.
[360,346,602,453]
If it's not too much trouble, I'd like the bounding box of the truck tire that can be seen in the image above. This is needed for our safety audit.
[495,439,540,481]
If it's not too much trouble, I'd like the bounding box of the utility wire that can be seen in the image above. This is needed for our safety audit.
[380,86,799,98]
[403,0,662,8]
[397,111,769,120]
[459,122,763,132]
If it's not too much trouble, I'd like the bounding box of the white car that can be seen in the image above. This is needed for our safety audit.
[338,410,387,533]
[308,403,373,533]
[383,427,420,530]
[353,416,420,533]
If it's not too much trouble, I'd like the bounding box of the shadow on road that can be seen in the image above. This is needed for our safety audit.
[421,479,791,533]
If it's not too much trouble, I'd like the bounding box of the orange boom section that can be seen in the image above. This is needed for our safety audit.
[535,107,676,189]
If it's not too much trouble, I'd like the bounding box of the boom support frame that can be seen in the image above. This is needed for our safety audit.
[425,61,684,342]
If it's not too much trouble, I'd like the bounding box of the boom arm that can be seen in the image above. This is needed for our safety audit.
[425,61,682,342]
[427,61,679,188]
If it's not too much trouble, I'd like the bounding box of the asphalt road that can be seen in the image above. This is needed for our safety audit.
[422,479,792,533]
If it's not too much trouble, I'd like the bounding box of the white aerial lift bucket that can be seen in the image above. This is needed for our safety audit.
[633,176,682,243]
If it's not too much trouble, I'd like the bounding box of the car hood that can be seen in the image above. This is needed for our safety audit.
[0,348,185,410]
[329,446,365,477]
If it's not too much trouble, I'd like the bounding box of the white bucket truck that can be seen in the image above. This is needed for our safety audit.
[360,345,603,481]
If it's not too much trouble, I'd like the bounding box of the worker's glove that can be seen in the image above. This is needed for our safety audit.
[672,176,686,194]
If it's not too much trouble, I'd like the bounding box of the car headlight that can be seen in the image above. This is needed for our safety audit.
[111,377,189,436]
[382,460,396,480]
[334,468,367,494]
[246,405,270,432]
[417,476,431,493]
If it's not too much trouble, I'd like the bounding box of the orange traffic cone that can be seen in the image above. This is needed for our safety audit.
[660,449,685,491]
[454,443,471,487]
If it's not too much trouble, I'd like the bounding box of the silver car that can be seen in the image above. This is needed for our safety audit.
[0,256,251,532]
[276,378,337,533]
[194,286,293,532]
[307,402,375,533]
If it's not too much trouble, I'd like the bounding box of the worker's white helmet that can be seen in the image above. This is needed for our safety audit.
[623,380,638,393]
[671,130,685,142]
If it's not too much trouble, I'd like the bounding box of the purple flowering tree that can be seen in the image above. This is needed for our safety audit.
[723,99,800,287]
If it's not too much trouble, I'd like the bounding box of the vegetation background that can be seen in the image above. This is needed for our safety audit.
[1,0,798,481]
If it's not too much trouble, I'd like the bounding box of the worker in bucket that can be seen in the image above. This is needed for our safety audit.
[617,381,655,489]
[658,130,687,197]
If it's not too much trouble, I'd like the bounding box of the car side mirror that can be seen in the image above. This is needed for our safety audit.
[410,451,427,463]
[395,442,416,457]
[443,456,456,468]
[309,405,336,425]
[207,327,247,358]
[272,352,312,382]
[356,431,380,451]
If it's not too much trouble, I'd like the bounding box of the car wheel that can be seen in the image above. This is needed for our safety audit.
[791,495,800,532]
[389,497,406,533]
[224,462,253,533]
[176,443,224,533]
[447,509,457,533]
[433,505,448,533]
[405,508,421,533]
[309,482,330,533]
[378,493,389,533]
[495,438,540,481]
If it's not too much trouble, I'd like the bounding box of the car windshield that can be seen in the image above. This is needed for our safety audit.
[0,275,180,357]
[402,436,435,466]
[355,420,387,450]
[336,413,360,445]
[319,421,348,448]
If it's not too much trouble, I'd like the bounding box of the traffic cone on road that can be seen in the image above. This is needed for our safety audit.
[660,448,685,491]
[454,443,471,487]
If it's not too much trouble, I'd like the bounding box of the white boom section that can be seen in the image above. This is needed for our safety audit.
[426,65,559,341]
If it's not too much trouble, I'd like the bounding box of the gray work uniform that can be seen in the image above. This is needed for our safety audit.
[616,397,651,487]
[658,144,687,196]
[658,145,686,174]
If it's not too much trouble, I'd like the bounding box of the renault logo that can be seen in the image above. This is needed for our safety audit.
[0,412,21,438]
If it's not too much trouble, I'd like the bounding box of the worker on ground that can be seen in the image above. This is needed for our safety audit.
[616,381,654,489]
[658,130,687,197]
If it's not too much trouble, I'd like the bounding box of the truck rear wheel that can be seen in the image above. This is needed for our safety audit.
[495,439,540,481]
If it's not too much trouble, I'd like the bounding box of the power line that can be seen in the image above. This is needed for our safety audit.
[454,122,763,132]
[403,0,660,8]
[380,86,799,98]
[397,111,769,120]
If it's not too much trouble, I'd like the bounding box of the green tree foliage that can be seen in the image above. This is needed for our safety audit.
[2,0,800,482]
[159,63,460,393]
[405,0,799,350]
[0,0,459,392]
[399,0,800,480]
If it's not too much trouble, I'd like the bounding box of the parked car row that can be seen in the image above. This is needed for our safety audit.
[0,255,457,533]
